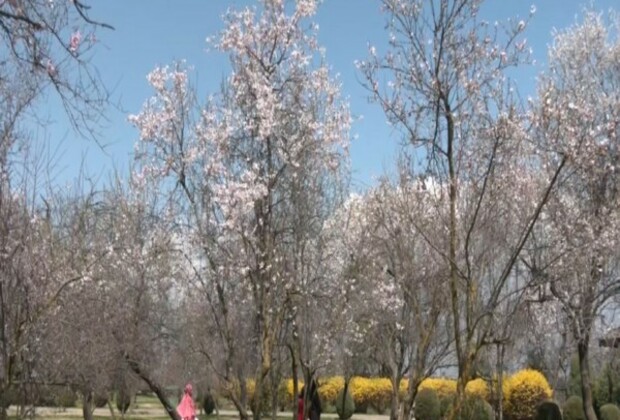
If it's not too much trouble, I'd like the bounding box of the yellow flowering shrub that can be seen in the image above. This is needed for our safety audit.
[350,376,373,406]
[419,378,457,398]
[369,378,392,413]
[319,377,344,405]
[280,379,303,407]
[268,375,493,411]
[465,378,490,401]
[503,369,553,420]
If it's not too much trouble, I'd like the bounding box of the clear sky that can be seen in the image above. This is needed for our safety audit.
[38,0,617,191]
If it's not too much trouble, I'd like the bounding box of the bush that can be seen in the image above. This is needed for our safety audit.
[335,387,355,420]
[503,369,553,420]
[562,396,585,420]
[0,387,15,409]
[56,387,78,408]
[203,392,216,415]
[94,393,109,408]
[596,365,620,409]
[459,397,494,420]
[440,395,455,419]
[600,404,620,420]
[319,377,344,405]
[466,379,490,401]
[535,401,562,420]
[420,378,458,398]
[116,389,132,414]
[369,378,391,414]
[415,388,440,420]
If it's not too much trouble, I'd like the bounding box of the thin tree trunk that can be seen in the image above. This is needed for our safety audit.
[577,340,597,420]
[124,355,181,420]
[389,373,400,420]
[107,398,118,420]
[496,343,505,420]
[289,344,299,420]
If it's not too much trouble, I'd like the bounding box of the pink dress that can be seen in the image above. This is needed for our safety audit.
[177,384,197,420]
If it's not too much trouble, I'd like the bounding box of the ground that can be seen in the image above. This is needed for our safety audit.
[6,395,389,420]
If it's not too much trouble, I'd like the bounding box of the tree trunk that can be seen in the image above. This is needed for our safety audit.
[124,355,181,420]
[577,340,597,420]
[290,344,299,420]
[389,374,401,420]
[496,343,505,420]
[82,391,94,420]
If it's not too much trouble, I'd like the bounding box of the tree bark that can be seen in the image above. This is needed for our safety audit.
[124,356,181,420]
[389,373,401,420]
[577,340,597,420]
[496,343,505,420]
[82,390,94,420]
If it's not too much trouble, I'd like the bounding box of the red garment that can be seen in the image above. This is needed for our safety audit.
[297,396,305,420]
[177,384,197,420]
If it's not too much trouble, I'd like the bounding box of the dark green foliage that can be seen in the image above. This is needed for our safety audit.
[536,400,563,420]
[595,364,620,409]
[116,388,132,414]
[354,400,368,413]
[335,387,355,420]
[569,357,582,397]
[440,395,455,419]
[600,404,620,420]
[94,393,109,408]
[563,396,585,420]
[203,392,216,415]
[0,388,14,409]
[414,388,440,420]
[55,387,78,408]
[459,397,494,420]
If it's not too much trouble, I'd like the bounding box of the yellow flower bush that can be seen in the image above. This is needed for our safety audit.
[262,373,546,413]
[419,378,457,397]
[503,369,553,420]
[465,378,490,401]
[281,379,303,406]
[319,377,344,405]
[350,376,373,406]
[369,378,392,412]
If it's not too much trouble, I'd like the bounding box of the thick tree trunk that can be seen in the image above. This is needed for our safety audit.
[398,387,414,420]
[577,340,597,420]
[82,391,94,420]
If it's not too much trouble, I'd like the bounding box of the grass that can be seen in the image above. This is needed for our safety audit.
[6,394,365,420]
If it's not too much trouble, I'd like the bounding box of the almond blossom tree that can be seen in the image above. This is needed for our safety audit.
[343,173,451,420]
[358,1,567,417]
[130,1,350,419]
[525,11,620,420]
[0,0,112,137]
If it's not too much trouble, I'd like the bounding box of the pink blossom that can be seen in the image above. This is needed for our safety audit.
[69,30,82,53]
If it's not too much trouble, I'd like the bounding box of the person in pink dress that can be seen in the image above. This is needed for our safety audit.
[177,384,197,420]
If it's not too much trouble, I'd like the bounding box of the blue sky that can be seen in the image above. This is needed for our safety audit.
[38,0,617,191]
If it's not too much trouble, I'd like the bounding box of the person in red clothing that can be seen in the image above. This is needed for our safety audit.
[297,391,305,420]
[177,383,197,420]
